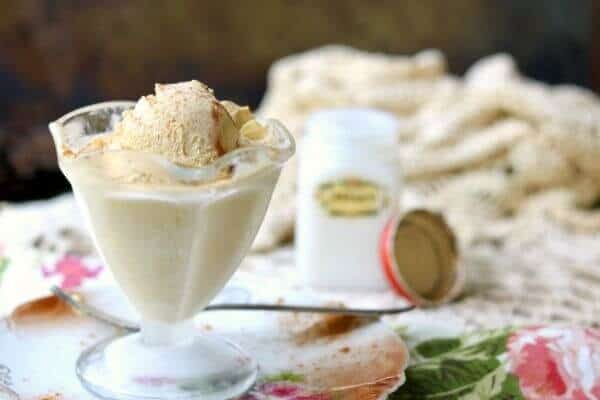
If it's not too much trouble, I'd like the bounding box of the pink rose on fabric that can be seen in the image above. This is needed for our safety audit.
[261,382,304,397]
[241,382,329,400]
[42,254,103,289]
[508,326,600,400]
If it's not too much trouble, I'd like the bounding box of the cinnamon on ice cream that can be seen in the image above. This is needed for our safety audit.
[112,80,240,167]
[57,80,269,186]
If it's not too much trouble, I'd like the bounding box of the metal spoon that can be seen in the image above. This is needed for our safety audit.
[51,285,414,332]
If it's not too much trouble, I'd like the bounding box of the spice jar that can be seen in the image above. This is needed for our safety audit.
[296,108,401,290]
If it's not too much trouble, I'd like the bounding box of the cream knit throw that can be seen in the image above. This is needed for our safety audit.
[253,45,600,251]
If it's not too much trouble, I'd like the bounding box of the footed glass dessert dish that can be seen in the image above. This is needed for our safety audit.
[49,101,294,400]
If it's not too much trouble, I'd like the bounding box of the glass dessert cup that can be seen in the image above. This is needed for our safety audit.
[49,102,295,400]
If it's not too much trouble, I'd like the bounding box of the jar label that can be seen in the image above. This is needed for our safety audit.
[315,178,389,217]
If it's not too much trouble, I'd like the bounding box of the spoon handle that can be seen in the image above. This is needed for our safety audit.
[51,286,414,332]
[205,303,414,316]
[51,286,139,331]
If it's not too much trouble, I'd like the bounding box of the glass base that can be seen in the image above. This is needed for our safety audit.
[76,331,258,400]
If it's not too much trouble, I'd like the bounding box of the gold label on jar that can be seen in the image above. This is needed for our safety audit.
[315,178,389,217]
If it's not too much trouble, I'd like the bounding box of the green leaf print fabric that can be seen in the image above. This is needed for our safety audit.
[391,328,525,400]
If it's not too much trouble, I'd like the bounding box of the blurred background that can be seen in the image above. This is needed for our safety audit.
[0,0,596,201]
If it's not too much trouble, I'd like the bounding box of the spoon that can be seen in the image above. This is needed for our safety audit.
[51,285,415,332]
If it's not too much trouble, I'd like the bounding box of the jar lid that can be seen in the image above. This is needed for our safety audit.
[379,210,465,306]
[304,108,400,153]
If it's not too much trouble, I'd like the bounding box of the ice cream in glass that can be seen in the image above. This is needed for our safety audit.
[49,81,295,399]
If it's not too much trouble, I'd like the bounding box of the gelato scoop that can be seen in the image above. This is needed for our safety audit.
[112,80,240,167]
[54,80,270,185]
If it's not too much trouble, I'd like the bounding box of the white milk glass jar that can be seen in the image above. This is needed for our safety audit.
[297,108,401,290]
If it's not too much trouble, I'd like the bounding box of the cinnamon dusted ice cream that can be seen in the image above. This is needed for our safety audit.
[72,80,268,184]
[112,81,239,167]
[50,80,291,323]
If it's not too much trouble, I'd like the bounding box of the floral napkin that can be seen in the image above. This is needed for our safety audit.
[394,326,599,400]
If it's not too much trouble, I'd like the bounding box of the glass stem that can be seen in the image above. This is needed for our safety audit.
[139,318,195,347]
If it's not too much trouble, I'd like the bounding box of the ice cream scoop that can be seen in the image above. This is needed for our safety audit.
[111,80,240,167]
[58,81,270,185]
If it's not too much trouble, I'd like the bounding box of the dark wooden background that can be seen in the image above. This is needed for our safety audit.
[0,0,595,201]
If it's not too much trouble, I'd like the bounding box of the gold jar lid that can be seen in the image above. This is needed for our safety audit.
[380,210,464,306]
